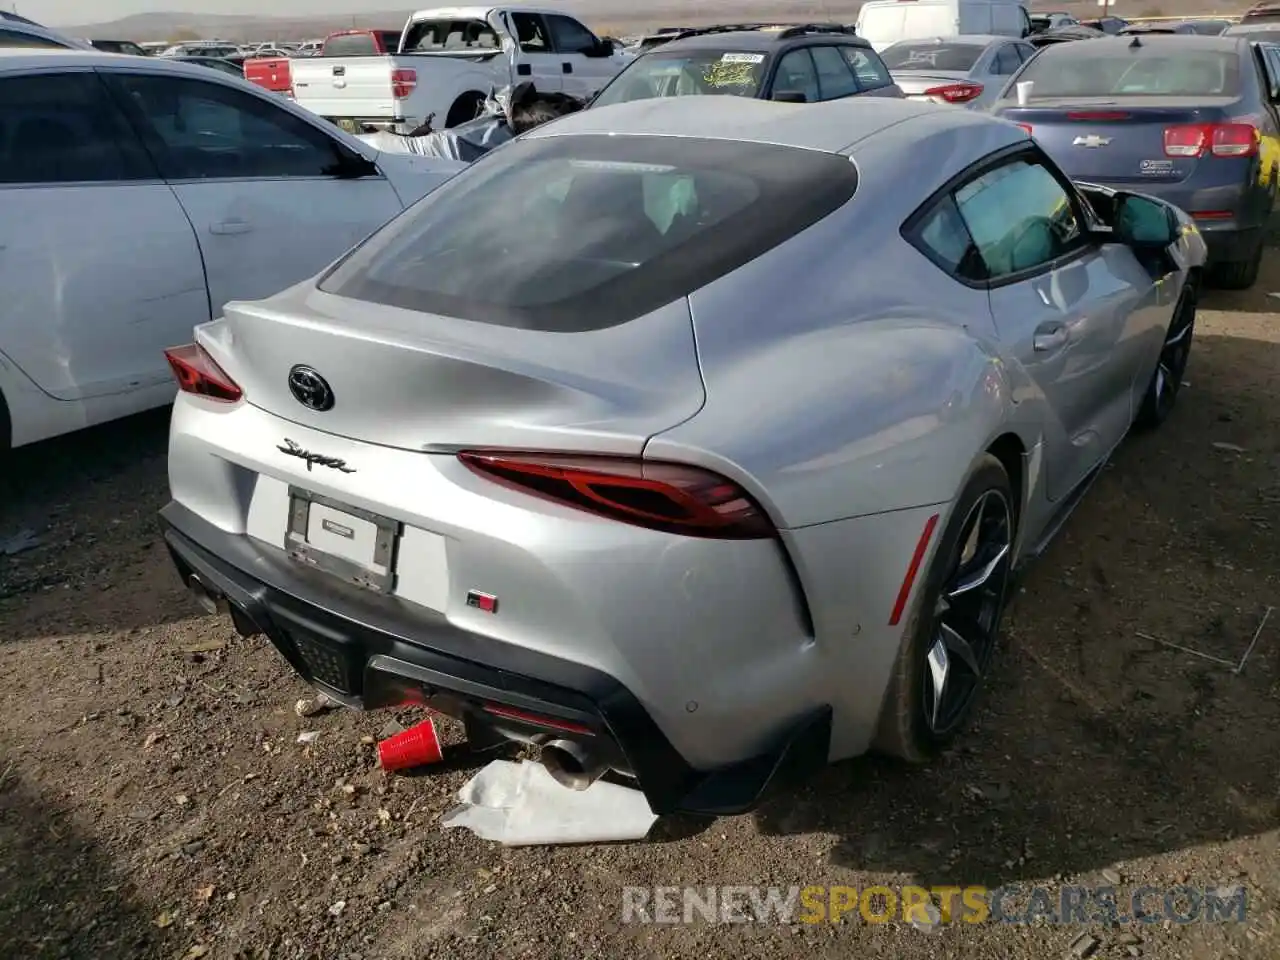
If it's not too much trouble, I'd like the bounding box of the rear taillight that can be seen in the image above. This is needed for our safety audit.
[1164,122,1258,158]
[391,68,417,99]
[457,451,776,539]
[163,343,242,403]
[921,81,983,104]
[1015,122,1034,136]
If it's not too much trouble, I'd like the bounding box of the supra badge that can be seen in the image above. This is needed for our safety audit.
[277,438,356,474]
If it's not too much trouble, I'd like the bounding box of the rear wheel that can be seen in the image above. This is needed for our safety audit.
[1135,283,1195,429]
[1210,240,1263,290]
[875,455,1015,762]
[445,92,485,128]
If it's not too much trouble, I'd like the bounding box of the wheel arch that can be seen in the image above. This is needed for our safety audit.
[445,90,486,127]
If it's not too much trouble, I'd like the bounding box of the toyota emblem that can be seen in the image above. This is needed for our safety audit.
[287,365,335,411]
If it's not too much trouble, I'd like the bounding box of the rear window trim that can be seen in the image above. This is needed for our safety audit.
[318,134,860,332]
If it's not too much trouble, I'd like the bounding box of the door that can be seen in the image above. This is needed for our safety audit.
[504,12,564,92]
[949,155,1151,499]
[0,70,208,402]
[544,13,612,98]
[101,71,406,318]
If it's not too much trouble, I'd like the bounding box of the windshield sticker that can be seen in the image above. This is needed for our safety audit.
[901,50,943,65]
[720,52,765,63]
[704,61,758,88]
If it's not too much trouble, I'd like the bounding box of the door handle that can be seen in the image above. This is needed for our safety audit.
[562,61,573,73]
[210,219,252,235]
[1033,323,1069,353]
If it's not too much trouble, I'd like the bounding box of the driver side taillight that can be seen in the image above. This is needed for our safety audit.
[164,343,242,403]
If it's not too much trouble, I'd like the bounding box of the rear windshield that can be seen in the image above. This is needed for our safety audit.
[1014,47,1241,97]
[402,18,499,52]
[323,34,378,56]
[880,41,985,71]
[592,51,769,105]
[319,135,859,331]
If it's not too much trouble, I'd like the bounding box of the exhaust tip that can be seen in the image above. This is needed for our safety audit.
[187,575,219,615]
[540,739,607,791]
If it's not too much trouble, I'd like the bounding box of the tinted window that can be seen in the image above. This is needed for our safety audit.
[773,49,820,102]
[320,135,859,331]
[0,73,154,184]
[546,14,597,55]
[841,46,893,88]
[508,13,550,53]
[880,41,985,72]
[1014,43,1037,62]
[952,159,1084,279]
[993,45,1022,74]
[0,28,68,48]
[593,51,767,104]
[321,33,378,56]
[809,44,859,99]
[377,31,402,52]
[109,74,343,180]
[913,195,985,279]
[1013,48,1241,97]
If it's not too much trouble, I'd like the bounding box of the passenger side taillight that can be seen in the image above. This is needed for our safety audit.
[391,68,417,99]
[1015,122,1034,136]
[457,452,776,539]
[164,343,242,403]
[922,81,984,104]
[1164,122,1258,158]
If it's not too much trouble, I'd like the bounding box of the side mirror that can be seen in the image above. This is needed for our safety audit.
[585,39,612,58]
[1114,193,1178,248]
[771,90,808,103]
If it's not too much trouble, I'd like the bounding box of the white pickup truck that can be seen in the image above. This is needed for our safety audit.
[291,5,633,134]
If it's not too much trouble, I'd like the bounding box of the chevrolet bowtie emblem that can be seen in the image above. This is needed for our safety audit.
[1072,134,1112,148]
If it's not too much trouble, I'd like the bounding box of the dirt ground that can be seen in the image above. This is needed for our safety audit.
[2,258,1280,960]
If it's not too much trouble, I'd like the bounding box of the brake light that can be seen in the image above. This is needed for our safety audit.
[391,68,417,99]
[921,81,983,104]
[1066,111,1130,120]
[1163,122,1258,158]
[457,451,776,539]
[163,343,242,403]
[1016,122,1034,136]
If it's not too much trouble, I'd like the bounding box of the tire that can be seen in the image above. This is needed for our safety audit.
[1134,283,1196,430]
[1209,237,1263,290]
[444,92,485,129]
[874,454,1016,763]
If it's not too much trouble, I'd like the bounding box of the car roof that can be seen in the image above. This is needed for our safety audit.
[0,48,243,74]
[525,93,1009,156]
[883,34,1016,46]
[645,26,869,53]
[1039,32,1246,52]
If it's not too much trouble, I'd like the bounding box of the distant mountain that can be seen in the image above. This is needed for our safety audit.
[63,0,1245,43]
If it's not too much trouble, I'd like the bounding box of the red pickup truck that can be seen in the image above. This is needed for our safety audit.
[243,54,294,97]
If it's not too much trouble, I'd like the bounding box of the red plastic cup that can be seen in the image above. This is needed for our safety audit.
[377,717,443,772]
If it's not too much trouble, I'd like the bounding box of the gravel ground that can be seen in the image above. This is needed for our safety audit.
[2,258,1279,960]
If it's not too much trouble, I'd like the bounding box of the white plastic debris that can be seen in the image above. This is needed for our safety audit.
[295,692,339,718]
[296,731,320,744]
[440,759,657,846]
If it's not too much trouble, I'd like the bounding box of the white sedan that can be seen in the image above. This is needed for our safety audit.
[0,49,466,451]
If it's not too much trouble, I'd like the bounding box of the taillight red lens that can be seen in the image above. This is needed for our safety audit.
[1015,122,1034,136]
[391,68,416,99]
[1164,122,1258,158]
[457,452,776,539]
[922,81,983,104]
[163,343,242,403]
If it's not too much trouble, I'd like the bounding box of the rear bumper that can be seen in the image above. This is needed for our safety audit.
[159,500,830,816]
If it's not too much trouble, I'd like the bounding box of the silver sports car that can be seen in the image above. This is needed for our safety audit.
[160,95,1207,816]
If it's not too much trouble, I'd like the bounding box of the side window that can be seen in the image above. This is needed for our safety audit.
[840,46,894,89]
[0,72,155,184]
[913,194,986,279]
[1015,43,1037,63]
[993,45,1021,75]
[0,28,70,48]
[509,12,550,53]
[107,74,344,181]
[952,159,1086,280]
[545,15,598,55]
[809,45,860,99]
[772,49,820,102]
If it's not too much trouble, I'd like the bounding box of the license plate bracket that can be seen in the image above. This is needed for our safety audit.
[285,487,399,594]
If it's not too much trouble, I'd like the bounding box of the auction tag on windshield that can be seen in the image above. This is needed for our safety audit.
[721,52,765,63]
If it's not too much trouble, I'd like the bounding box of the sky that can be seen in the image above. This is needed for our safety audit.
[19,0,423,26]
